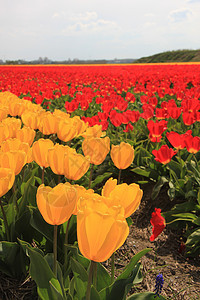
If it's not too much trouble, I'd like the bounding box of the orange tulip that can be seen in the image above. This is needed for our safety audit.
[48,144,72,175]
[0,151,27,175]
[32,138,54,168]
[16,126,36,146]
[77,193,129,262]
[64,150,90,180]
[82,136,110,165]
[0,168,15,197]
[110,142,134,169]
[36,183,77,225]
[102,178,143,218]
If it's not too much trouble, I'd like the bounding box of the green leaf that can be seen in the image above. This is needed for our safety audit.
[73,275,87,300]
[167,160,182,178]
[127,292,167,299]
[186,229,200,246]
[99,249,151,300]
[151,176,168,200]
[30,207,53,243]
[91,172,112,188]
[100,263,142,300]
[49,278,66,300]
[126,217,133,227]
[193,217,200,225]
[171,213,197,220]
[27,246,65,300]
[117,248,151,281]
[131,167,150,178]
[0,241,29,278]
[70,257,88,282]
[90,286,101,300]
[96,262,111,291]
[66,244,90,269]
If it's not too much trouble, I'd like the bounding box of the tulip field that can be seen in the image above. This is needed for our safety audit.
[0,63,200,299]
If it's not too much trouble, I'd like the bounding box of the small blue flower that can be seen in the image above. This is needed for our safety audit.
[154,273,164,297]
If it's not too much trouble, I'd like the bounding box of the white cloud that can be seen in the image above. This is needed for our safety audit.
[61,13,120,36]
[187,0,200,3]
[168,8,192,22]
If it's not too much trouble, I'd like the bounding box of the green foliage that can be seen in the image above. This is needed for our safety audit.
[134,49,200,63]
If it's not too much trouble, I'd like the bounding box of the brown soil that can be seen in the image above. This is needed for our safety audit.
[0,183,200,299]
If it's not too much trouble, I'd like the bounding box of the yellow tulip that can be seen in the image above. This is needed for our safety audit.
[16,126,36,146]
[71,116,88,136]
[32,138,54,168]
[0,168,15,197]
[57,119,77,142]
[64,150,90,180]
[72,185,94,215]
[39,111,58,135]
[9,100,26,117]
[53,109,70,120]
[110,142,134,169]
[21,111,39,130]
[82,136,110,165]
[0,123,10,145]
[1,138,33,164]
[2,117,21,138]
[82,124,105,138]
[48,144,72,175]
[36,183,77,225]
[0,151,27,175]
[0,108,8,122]
[102,178,143,218]
[77,193,129,262]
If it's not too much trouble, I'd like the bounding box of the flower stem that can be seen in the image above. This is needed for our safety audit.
[42,167,45,184]
[0,198,10,241]
[53,225,58,277]
[117,169,122,184]
[64,216,71,270]
[88,164,94,189]
[12,180,19,214]
[93,261,97,288]
[86,261,96,300]
[111,252,115,283]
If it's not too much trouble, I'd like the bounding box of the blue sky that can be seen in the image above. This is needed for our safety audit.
[0,0,200,61]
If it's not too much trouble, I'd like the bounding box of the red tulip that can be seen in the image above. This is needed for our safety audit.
[166,130,192,150]
[184,135,200,154]
[150,208,166,241]
[152,145,176,164]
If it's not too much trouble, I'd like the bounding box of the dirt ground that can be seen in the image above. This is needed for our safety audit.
[115,182,200,300]
[0,182,200,300]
